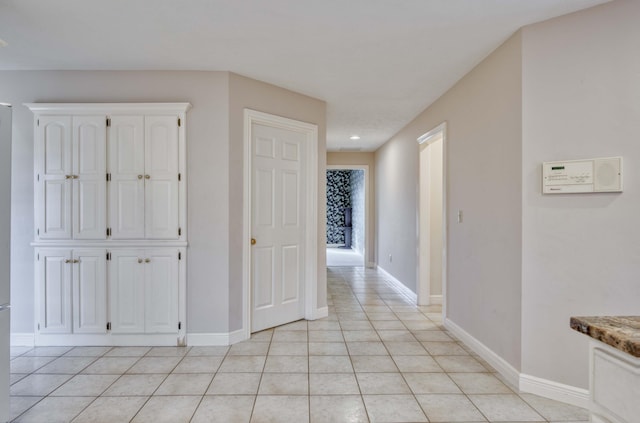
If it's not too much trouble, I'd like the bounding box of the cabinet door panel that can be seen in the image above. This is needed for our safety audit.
[73,116,107,240]
[145,116,179,239]
[109,249,145,333]
[109,116,145,239]
[72,249,107,334]
[36,117,72,239]
[38,249,72,334]
[144,249,178,333]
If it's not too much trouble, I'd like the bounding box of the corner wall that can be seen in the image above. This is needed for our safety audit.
[228,73,327,331]
[375,32,523,369]
[521,0,640,389]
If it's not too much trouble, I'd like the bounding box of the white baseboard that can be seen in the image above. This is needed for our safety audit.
[11,333,35,347]
[444,318,520,389]
[376,265,418,303]
[429,295,443,305]
[187,329,247,346]
[519,373,589,409]
[314,306,329,319]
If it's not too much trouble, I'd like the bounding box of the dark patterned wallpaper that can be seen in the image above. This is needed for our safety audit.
[326,170,351,244]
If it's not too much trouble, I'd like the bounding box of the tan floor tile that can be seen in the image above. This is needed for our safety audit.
[191,395,255,423]
[51,374,119,396]
[416,394,487,422]
[404,373,461,394]
[469,394,545,422]
[310,395,368,423]
[172,356,223,373]
[132,395,201,423]
[102,374,166,396]
[72,396,147,423]
[351,355,398,372]
[251,395,309,423]
[363,394,428,422]
[258,373,308,395]
[155,373,214,395]
[13,396,93,423]
[308,342,348,356]
[206,372,261,395]
[309,373,360,395]
[309,355,354,373]
[356,372,411,394]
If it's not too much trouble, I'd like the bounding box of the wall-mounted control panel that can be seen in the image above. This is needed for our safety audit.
[542,157,622,194]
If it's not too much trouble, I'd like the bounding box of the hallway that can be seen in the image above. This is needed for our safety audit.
[9,267,588,422]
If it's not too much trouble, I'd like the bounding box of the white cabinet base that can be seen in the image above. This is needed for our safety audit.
[590,340,640,423]
[34,333,184,347]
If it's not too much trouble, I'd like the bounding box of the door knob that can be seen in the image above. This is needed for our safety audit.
[145,175,150,179]
[138,258,143,263]
[251,238,256,245]
[145,258,151,263]
[138,175,143,179]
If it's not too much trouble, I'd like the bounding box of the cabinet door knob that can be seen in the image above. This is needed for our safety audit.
[145,175,151,179]
[64,259,72,263]
[145,258,151,263]
[65,175,73,179]
[251,238,256,245]
[138,258,143,263]
[72,175,79,179]
[138,175,143,179]
[73,259,79,263]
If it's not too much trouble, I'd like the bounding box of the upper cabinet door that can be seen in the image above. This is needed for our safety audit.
[72,116,107,240]
[36,116,72,240]
[109,116,145,239]
[145,116,179,239]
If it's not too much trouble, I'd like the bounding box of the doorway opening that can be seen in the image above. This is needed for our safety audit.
[417,123,447,312]
[326,166,368,267]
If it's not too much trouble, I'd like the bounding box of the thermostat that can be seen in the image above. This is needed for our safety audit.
[542,157,622,194]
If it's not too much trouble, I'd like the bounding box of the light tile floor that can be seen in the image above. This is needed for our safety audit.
[9,267,590,422]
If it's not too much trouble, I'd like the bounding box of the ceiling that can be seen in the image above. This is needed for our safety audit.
[0,0,608,151]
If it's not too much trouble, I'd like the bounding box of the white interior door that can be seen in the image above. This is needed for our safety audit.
[73,116,106,240]
[251,123,306,332]
[108,116,145,239]
[144,116,179,239]
[36,116,72,240]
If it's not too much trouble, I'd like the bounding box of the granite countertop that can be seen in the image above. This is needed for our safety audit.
[570,316,640,358]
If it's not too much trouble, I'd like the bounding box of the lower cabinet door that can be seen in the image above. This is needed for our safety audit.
[144,249,179,333]
[37,249,72,334]
[72,249,107,334]
[109,249,145,334]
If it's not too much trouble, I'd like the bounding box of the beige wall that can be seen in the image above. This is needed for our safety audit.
[521,0,640,389]
[327,152,376,265]
[228,73,327,330]
[375,31,523,369]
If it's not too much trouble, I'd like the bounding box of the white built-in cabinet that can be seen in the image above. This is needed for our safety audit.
[28,103,190,346]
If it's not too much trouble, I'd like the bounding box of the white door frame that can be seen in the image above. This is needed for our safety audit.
[326,165,371,267]
[242,109,319,339]
[417,122,447,316]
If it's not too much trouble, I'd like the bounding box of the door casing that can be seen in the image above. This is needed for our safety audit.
[242,109,318,340]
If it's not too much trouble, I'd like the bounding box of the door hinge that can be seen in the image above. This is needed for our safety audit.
[37,119,40,126]
[37,228,40,236]
[178,117,181,127]
[106,118,111,127]
[106,252,111,261]
[106,173,111,181]
[107,322,111,331]
[37,253,40,261]
[37,174,40,181]
[178,227,182,236]
[178,322,182,330]
[37,323,40,330]
[106,228,111,237]
[178,252,181,260]
[178,173,181,181]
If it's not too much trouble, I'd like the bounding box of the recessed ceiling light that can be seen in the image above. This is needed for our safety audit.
[0,39,7,48]
[349,135,360,140]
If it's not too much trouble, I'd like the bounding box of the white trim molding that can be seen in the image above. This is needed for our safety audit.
[187,329,246,346]
[10,333,35,347]
[376,265,417,304]
[429,295,443,305]
[519,373,589,409]
[242,109,319,338]
[444,317,520,388]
